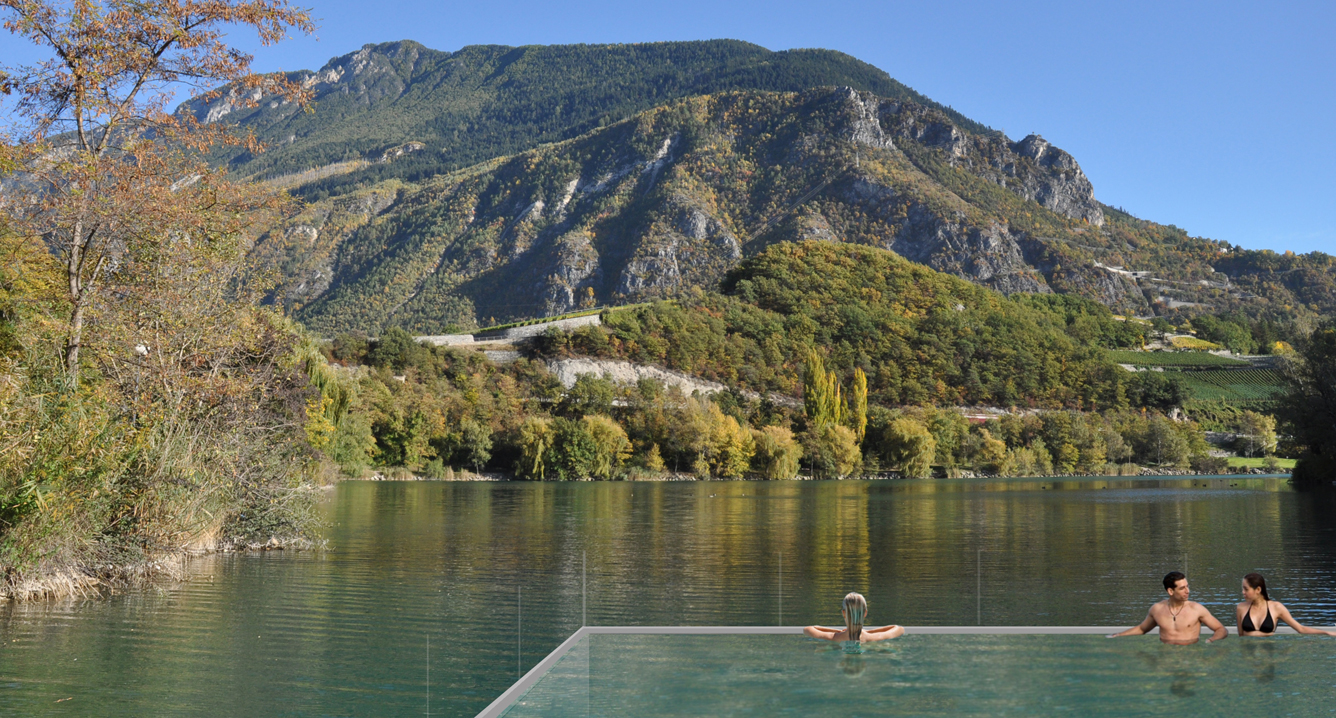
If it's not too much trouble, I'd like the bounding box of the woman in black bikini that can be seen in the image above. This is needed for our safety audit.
[1236,573,1336,637]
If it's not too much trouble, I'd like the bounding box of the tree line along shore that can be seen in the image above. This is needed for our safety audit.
[312,319,1289,486]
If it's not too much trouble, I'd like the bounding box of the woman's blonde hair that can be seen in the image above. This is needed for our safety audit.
[843,592,867,641]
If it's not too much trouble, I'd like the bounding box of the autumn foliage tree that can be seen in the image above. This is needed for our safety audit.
[803,349,845,432]
[850,367,867,442]
[1,0,314,378]
[882,417,935,478]
[0,0,316,595]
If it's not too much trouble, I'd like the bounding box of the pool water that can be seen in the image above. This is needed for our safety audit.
[501,634,1336,717]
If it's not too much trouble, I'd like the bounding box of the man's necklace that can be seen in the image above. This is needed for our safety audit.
[1169,603,1185,622]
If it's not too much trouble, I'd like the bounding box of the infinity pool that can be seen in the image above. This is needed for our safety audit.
[497,633,1336,717]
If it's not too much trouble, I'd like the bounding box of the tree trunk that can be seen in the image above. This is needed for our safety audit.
[66,220,86,382]
[67,300,84,379]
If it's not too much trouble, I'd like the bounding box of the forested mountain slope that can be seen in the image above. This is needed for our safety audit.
[248,82,1334,336]
[199,41,1333,335]
[187,39,983,198]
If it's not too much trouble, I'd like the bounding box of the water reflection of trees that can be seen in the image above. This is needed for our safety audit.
[328,478,1311,629]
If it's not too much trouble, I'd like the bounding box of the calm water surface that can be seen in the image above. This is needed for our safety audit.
[2,477,1335,716]
[504,634,1336,717]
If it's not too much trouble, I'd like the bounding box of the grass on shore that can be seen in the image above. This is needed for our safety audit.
[1227,456,1296,469]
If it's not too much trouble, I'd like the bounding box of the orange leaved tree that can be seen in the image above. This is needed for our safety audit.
[0,0,324,595]
[1,0,314,380]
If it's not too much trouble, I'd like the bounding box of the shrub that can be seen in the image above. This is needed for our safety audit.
[422,459,452,480]
[706,408,755,478]
[642,443,666,472]
[1189,455,1230,474]
[805,424,861,478]
[752,426,802,480]
[880,418,936,478]
[583,415,632,479]
[516,416,555,480]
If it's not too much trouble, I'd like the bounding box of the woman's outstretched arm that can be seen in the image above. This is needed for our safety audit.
[804,625,844,640]
[860,625,905,642]
[1275,603,1336,636]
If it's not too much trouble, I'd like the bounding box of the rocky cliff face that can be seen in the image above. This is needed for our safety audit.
[842,178,1049,295]
[617,195,742,300]
[876,101,1103,226]
[251,185,401,312]
[1009,135,1104,226]
[182,39,974,190]
[159,39,1334,331]
[837,88,897,150]
[184,41,431,133]
[251,84,1153,336]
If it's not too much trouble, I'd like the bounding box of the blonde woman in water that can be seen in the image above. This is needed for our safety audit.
[804,592,905,643]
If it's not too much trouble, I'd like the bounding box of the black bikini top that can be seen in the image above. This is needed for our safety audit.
[1242,603,1275,633]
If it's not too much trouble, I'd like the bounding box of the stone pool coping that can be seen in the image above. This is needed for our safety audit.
[476,624,1326,717]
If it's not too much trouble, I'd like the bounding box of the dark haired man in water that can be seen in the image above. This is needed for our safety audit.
[1108,572,1228,644]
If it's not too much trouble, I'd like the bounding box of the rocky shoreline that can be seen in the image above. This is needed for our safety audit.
[0,535,324,602]
[352,467,1291,482]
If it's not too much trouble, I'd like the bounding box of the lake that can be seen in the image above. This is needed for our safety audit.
[2,477,1334,716]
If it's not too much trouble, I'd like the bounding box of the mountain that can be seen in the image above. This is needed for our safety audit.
[207,41,1335,336]
[187,39,986,199]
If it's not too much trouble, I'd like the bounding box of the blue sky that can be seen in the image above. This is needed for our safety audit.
[5,0,1334,254]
